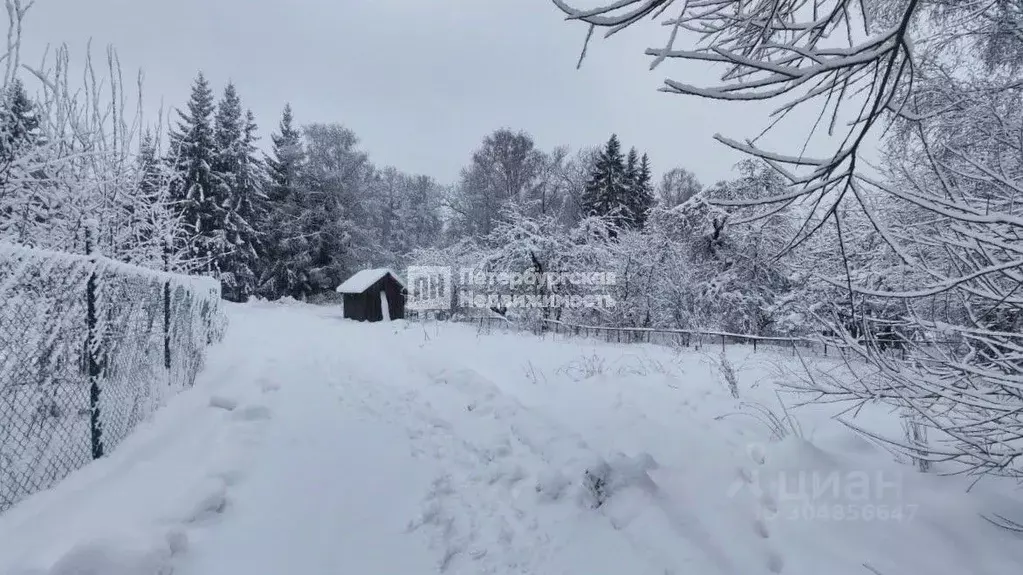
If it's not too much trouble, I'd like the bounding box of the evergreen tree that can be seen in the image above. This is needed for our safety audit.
[582,134,628,231]
[299,123,371,295]
[211,84,263,301]
[611,146,655,230]
[167,73,221,270]
[259,104,307,299]
[0,79,40,168]
[0,78,44,239]
[633,153,654,229]
[213,84,244,178]
[266,104,303,203]
[232,107,267,298]
[625,147,639,182]
[624,147,639,227]
[241,109,265,208]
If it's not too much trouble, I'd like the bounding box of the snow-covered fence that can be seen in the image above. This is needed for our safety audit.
[540,320,824,354]
[421,316,960,363]
[456,315,916,358]
[0,240,224,513]
[436,314,825,354]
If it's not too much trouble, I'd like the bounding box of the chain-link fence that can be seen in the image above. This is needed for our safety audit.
[0,240,225,513]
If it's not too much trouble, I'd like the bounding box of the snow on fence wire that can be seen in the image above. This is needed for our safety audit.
[539,320,965,361]
[440,314,825,354]
[453,315,871,358]
[426,315,958,360]
[0,239,225,513]
[540,319,821,355]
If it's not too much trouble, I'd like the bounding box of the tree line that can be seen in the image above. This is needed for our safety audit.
[145,73,445,301]
[0,44,697,306]
[161,73,675,301]
[0,50,780,331]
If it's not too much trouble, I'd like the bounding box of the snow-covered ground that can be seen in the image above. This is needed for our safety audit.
[2,300,1023,575]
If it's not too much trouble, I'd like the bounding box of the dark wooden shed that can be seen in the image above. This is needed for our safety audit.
[336,268,406,322]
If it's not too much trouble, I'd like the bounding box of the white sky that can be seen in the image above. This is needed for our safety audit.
[18,0,799,187]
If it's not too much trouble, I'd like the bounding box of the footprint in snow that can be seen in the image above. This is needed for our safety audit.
[747,445,785,572]
[231,404,272,422]
[747,442,766,465]
[209,395,239,411]
[753,518,770,539]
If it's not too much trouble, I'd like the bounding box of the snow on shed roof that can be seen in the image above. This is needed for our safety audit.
[335,268,406,294]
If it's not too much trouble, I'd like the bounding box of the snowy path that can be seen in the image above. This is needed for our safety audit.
[173,304,1023,575]
[177,305,757,575]
[175,316,438,575]
[3,301,1023,575]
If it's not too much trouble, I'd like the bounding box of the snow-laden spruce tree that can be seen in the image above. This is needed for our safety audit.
[211,83,265,301]
[259,104,307,299]
[632,153,654,229]
[552,0,1023,483]
[621,147,655,230]
[298,123,374,294]
[168,73,222,272]
[0,77,45,244]
[581,134,630,231]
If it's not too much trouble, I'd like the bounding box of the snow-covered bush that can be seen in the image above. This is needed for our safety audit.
[550,0,1023,479]
[0,3,189,269]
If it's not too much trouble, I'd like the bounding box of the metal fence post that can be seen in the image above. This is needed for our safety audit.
[163,239,171,372]
[85,226,104,459]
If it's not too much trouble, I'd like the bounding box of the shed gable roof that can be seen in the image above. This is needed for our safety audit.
[335,268,406,294]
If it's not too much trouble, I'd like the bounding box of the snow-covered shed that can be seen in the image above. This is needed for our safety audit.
[335,268,406,322]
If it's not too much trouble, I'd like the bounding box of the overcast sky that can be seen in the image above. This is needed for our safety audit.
[19,0,785,187]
